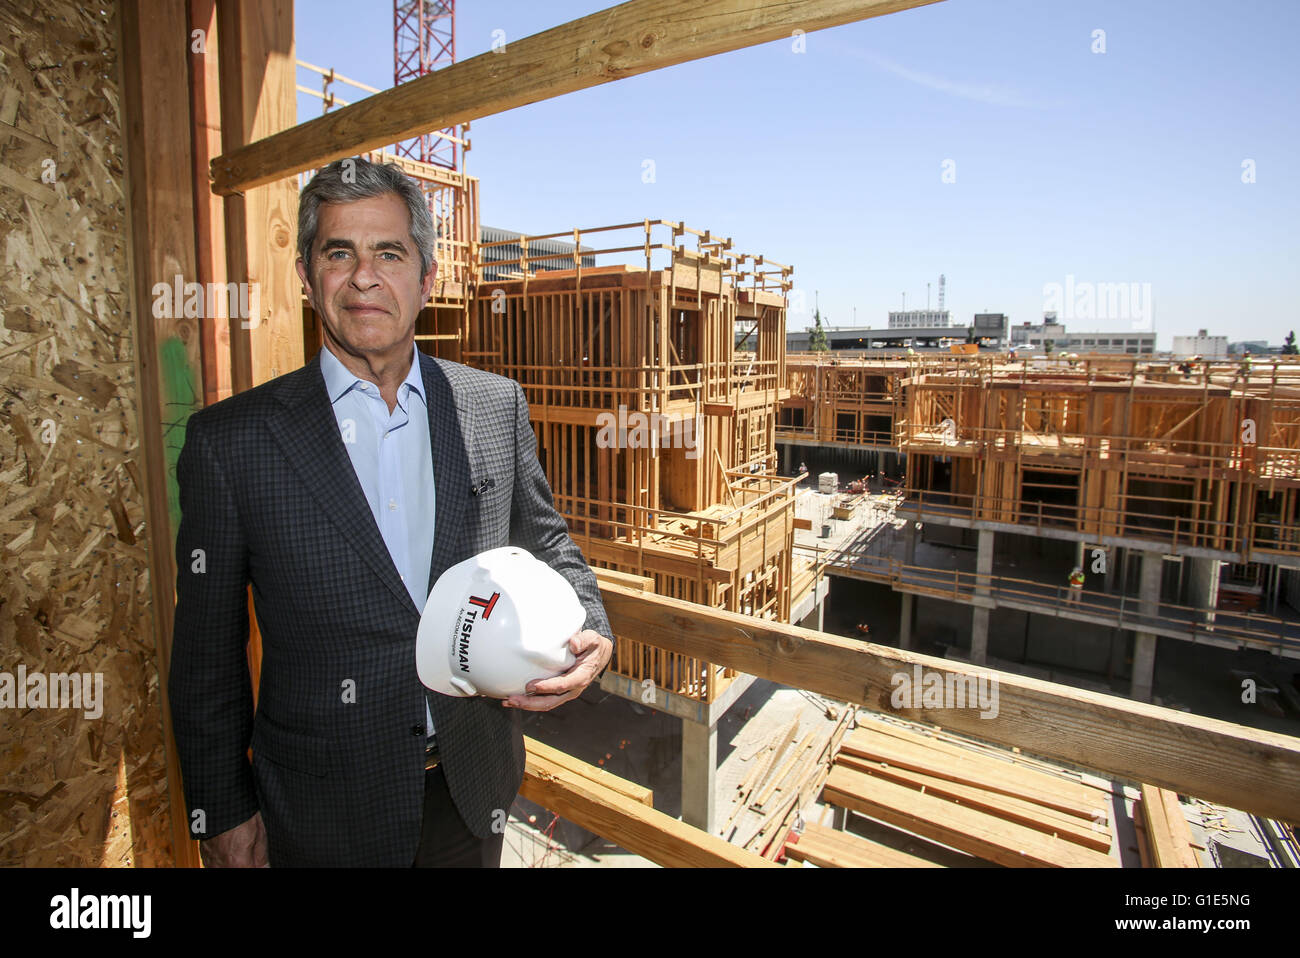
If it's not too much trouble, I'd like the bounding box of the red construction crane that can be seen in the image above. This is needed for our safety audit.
[393,0,458,169]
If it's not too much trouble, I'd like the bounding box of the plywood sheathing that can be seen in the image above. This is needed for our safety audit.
[0,2,171,866]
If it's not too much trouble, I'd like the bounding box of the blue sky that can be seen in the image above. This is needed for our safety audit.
[294,0,1299,345]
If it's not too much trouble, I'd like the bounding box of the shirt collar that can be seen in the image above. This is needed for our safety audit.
[319,343,426,407]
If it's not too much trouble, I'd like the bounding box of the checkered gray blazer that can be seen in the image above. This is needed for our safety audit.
[169,349,611,866]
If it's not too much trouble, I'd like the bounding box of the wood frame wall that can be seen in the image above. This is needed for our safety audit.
[896,358,1300,559]
[778,355,908,449]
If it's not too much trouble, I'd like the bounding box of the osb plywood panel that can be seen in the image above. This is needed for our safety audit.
[0,2,172,866]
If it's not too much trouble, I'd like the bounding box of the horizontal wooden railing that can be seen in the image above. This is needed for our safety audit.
[474,219,792,294]
[598,583,1300,823]
[775,425,898,448]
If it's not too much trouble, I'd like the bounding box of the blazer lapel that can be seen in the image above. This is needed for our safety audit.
[421,353,472,594]
[265,352,419,616]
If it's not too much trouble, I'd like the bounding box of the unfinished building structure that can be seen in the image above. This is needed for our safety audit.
[783,354,1300,702]
[895,358,1300,695]
[775,354,913,480]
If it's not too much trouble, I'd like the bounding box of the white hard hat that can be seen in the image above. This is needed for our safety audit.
[416,547,586,698]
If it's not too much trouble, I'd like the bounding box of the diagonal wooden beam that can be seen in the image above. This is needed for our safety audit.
[520,743,778,867]
[210,0,944,194]
[598,582,1300,823]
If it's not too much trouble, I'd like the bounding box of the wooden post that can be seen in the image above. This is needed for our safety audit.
[119,0,208,868]
[216,0,301,393]
[188,0,232,406]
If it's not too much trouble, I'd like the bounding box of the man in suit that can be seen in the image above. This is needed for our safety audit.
[169,157,613,867]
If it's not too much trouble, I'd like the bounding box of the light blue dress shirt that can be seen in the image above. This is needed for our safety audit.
[320,344,437,735]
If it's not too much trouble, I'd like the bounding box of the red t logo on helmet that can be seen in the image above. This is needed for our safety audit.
[468,591,501,620]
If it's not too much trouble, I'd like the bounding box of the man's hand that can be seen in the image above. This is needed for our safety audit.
[502,629,612,712]
[199,811,269,868]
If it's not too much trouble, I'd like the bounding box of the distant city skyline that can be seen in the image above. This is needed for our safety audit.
[295,0,1300,347]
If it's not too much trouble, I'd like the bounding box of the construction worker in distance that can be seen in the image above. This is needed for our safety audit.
[1237,351,1254,382]
[1067,566,1085,603]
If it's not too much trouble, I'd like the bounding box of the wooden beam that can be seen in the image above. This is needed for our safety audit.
[519,749,778,867]
[217,0,300,392]
[524,737,653,807]
[210,0,944,194]
[840,726,1106,820]
[118,0,207,869]
[591,566,656,593]
[1139,784,1200,868]
[785,821,941,868]
[824,766,1118,868]
[188,0,232,406]
[598,582,1300,822]
[833,753,1110,851]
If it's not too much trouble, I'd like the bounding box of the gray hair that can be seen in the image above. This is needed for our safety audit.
[298,157,436,279]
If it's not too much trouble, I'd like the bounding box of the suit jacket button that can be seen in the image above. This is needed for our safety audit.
[410,725,425,737]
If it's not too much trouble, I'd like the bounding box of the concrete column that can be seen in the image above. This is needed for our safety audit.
[1131,634,1158,703]
[970,529,995,664]
[976,529,995,585]
[899,520,919,649]
[1187,556,1221,629]
[680,717,718,833]
[1130,551,1163,702]
[970,608,990,664]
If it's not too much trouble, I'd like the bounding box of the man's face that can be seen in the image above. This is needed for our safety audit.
[296,192,436,365]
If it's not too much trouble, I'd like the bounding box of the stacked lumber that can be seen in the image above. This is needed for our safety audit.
[722,710,855,860]
[1137,784,1199,868]
[820,719,1119,867]
[785,822,941,868]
